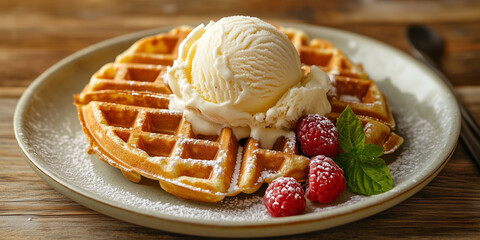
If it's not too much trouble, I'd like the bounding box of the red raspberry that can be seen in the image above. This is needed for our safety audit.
[263,177,306,217]
[305,155,346,204]
[295,114,340,157]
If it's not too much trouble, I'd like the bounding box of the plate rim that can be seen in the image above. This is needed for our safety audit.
[13,22,461,237]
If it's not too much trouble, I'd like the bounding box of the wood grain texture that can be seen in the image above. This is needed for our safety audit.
[1,1,479,239]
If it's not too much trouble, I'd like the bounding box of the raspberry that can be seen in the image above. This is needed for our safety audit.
[305,155,346,204]
[263,177,306,217]
[295,114,340,157]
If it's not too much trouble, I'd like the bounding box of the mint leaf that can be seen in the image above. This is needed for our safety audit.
[356,154,393,195]
[362,143,384,159]
[335,106,393,196]
[335,151,354,172]
[337,106,365,152]
[337,148,393,196]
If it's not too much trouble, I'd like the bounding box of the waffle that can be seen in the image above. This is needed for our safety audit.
[280,27,403,153]
[75,27,309,202]
[75,25,402,203]
[115,26,192,65]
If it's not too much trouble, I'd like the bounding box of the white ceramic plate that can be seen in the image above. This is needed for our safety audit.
[14,22,460,238]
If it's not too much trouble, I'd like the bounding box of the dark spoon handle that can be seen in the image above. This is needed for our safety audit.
[461,119,480,168]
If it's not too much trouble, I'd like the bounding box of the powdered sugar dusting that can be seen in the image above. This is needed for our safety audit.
[227,146,243,194]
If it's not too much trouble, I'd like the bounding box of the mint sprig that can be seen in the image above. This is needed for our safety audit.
[335,106,393,195]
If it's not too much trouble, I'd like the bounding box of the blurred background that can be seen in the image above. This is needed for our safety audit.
[1,0,479,90]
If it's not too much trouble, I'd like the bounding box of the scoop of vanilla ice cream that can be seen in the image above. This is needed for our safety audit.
[166,16,331,148]
[188,16,302,114]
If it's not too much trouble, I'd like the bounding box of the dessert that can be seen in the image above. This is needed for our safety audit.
[74,16,403,203]
[166,16,332,149]
[280,26,403,154]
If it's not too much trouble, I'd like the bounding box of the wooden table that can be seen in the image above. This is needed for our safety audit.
[2,1,479,239]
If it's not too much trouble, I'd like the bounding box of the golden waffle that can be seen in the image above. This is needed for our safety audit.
[77,92,239,202]
[116,26,192,65]
[280,27,403,154]
[75,27,309,202]
[75,25,403,203]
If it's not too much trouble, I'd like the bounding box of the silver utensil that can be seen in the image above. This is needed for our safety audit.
[407,25,480,168]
